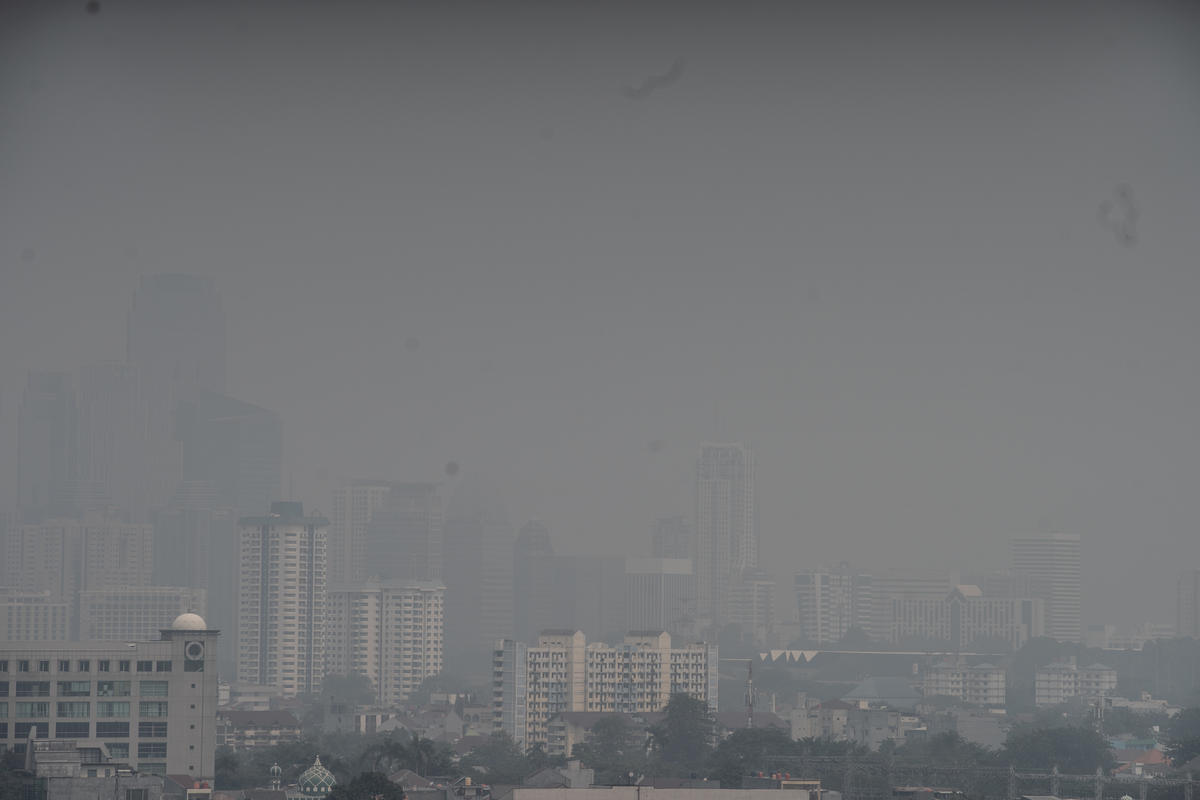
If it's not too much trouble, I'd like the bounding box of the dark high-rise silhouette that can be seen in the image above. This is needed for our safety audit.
[513,520,556,643]
[17,371,77,521]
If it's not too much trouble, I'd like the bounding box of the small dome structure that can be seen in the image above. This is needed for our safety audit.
[298,756,336,795]
[171,612,207,630]
[270,764,283,778]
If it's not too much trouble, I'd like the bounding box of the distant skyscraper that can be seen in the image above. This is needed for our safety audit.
[795,563,876,644]
[625,557,696,637]
[17,371,77,521]
[1012,533,1082,643]
[551,554,627,642]
[695,443,755,624]
[363,483,443,581]
[652,516,694,560]
[237,502,328,696]
[1177,570,1200,640]
[329,481,393,586]
[75,361,153,520]
[513,520,556,643]
[127,273,227,396]
[727,567,776,646]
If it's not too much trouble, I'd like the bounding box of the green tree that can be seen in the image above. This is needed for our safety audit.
[327,772,407,800]
[1001,726,1115,774]
[573,716,647,784]
[708,726,797,788]
[460,731,534,784]
[323,673,379,707]
[895,731,994,767]
[648,694,715,777]
[1165,707,1200,766]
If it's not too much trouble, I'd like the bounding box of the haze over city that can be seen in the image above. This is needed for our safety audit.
[3,0,1200,635]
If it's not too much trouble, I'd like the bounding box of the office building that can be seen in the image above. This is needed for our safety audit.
[325,580,444,706]
[78,587,206,642]
[236,502,328,697]
[329,481,393,587]
[695,443,755,624]
[362,483,443,582]
[1035,659,1118,707]
[794,564,876,644]
[870,568,957,636]
[0,612,220,781]
[1012,533,1082,643]
[1178,570,1200,640]
[0,590,70,642]
[75,361,157,521]
[625,558,696,637]
[513,520,557,644]
[651,516,694,560]
[923,661,1007,707]
[17,372,77,522]
[886,586,1043,650]
[492,630,717,748]
[726,567,776,646]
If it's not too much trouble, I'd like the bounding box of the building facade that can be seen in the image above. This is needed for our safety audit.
[236,502,328,697]
[1012,533,1082,643]
[78,586,206,642]
[325,579,445,706]
[922,661,1007,707]
[886,586,1044,651]
[794,564,876,645]
[651,517,694,561]
[1034,659,1118,706]
[0,613,219,780]
[625,558,696,638]
[1178,570,1200,640]
[695,443,755,626]
[0,590,70,643]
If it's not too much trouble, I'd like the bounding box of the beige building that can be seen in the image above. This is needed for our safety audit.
[236,502,328,697]
[0,613,219,782]
[325,579,445,706]
[79,586,206,642]
[494,630,717,747]
[886,586,1043,650]
[923,661,1007,707]
[1035,658,1118,707]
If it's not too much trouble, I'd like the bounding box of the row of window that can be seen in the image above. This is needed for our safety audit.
[0,660,172,674]
[0,721,167,740]
[0,701,168,719]
[0,680,169,698]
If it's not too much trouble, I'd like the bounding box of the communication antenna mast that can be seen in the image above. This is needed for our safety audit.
[745,659,758,728]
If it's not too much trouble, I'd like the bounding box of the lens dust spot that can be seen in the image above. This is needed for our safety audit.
[647,439,666,454]
[445,461,460,477]
[403,336,420,352]
[85,1,100,13]
[20,248,36,264]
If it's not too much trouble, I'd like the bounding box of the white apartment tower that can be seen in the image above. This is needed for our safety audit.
[794,564,875,644]
[695,443,755,625]
[325,580,445,706]
[1012,534,1082,643]
[237,502,328,697]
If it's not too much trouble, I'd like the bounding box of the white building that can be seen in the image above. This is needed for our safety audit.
[493,630,717,748]
[1035,659,1118,706]
[0,589,70,642]
[695,443,755,625]
[886,586,1043,650]
[236,502,328,697]
[625,558,696,638]
[923,662,1007,707]
[78,586,206,642]
[1,613,219,781]
[325,579,444,706]
[726,567,775,646]
[1012,534,1082,643]
[794,564,875,644]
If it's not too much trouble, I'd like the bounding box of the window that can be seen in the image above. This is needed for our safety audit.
[118,661,131,673]
[106,742,129,759]
[37,661,49,673]
[137,763,166,776]
[14,723,47,739]
[98,661,111,673]
[137,742,167,759]
[0,723,6,738]
[138,702,167,717]
[138,681,168,697]
[138,721,167,737]
[58,660,70,673]
[56,722,90,738]
[78,660,90,673]
[155,661,172,673]
[56,702,90,718]
[0,703,6,717]
[126,789,147,800]
[97,681,131,697]
[96,701,130,718]
[184,659,203,673]
[57,681,90,697]
[15,703,49,717]
[0,661,8,672]
[135,661,153,673]
[15,683,50,698]
[17,661,30,673]
[96,722,129,738]
[0,682,7,697]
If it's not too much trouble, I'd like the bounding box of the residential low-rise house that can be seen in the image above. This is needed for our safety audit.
[1034,659,1118,707]
[923,662,1006,708]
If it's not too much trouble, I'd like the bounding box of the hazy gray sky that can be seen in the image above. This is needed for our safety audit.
[2,0,1199,625]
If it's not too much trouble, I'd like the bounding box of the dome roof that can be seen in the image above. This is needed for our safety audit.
[171,612,208,630]
[299,756,336,792]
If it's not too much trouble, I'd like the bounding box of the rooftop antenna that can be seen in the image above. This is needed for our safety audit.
[745,658,758,729]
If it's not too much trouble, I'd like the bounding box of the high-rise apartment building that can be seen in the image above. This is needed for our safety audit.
[329,481,393,586]
[236,502,328,696]
[726,567,776,647]
[695,443,755,625]
[78,587,207,642]
[325,580,444,706]
[17,371,77,522]
[0,613,220,780]
[492,630,717,748]
[625,558,696,638]
[794,564,876,644]
[513,521,556,644]
[1011,534,1082,643]
[363,483,443,582]
[652,516,695,560]
[1178,570,1200,640]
